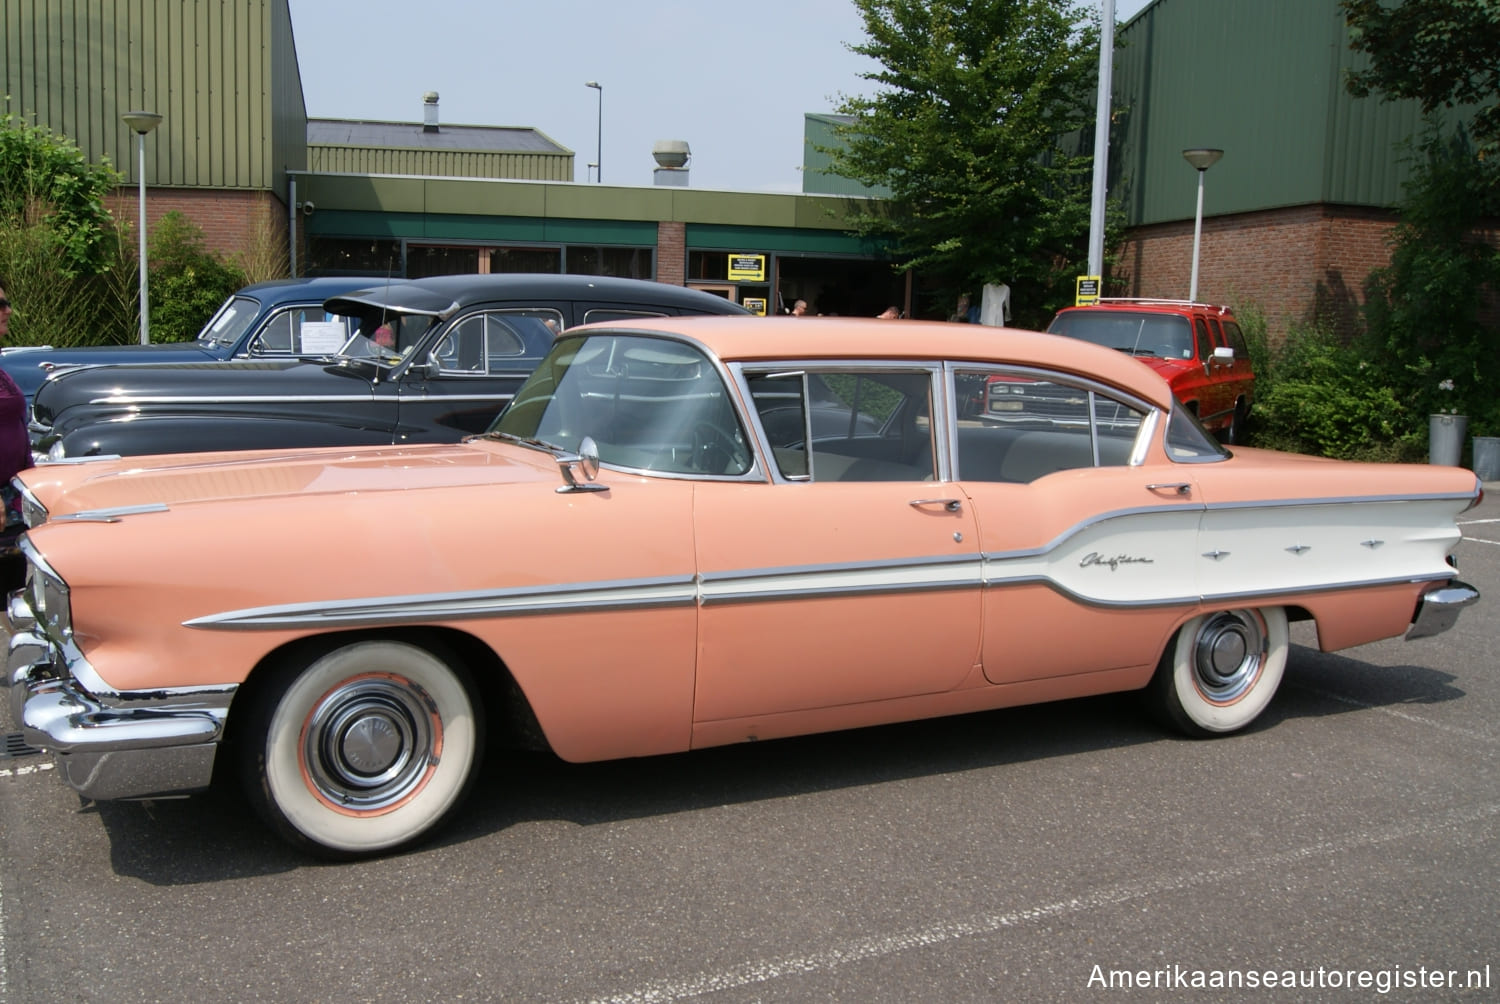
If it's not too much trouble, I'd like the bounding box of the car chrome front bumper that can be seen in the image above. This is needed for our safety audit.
[4,594,234,801]
[1406,579,1481,641]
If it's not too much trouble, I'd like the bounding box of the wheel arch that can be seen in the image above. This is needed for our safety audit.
[217,626,552,779]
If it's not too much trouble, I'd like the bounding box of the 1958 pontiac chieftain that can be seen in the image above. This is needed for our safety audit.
[29,273,748,459]
[3,316,1480,857]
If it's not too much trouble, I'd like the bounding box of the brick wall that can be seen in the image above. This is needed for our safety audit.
[656,221,686,285]
[107,188,290,273]
[1115,204,1400,345]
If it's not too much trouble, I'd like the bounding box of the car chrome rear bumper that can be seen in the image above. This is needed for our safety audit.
[5,616,234,801]
[1406,580,1480,641]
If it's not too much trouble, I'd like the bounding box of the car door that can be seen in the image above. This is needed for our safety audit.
[691,366,983,729]
[393,306,559,439]
[948,365,1203,687]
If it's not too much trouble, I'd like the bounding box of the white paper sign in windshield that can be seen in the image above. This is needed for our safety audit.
[300,321,348,354]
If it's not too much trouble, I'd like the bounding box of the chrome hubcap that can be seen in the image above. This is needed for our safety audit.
[1191,610,1266,703]
[302,677,437,811]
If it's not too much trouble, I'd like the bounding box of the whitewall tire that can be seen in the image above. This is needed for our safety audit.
[1147,607,1288,737]
[241,640,482,857]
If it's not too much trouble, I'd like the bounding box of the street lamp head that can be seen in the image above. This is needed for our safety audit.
[585,81,601,91]
[122,111,163,135]
[1182,147,1223,172]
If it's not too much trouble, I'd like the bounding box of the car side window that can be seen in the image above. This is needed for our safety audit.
[958,368,1144,483]
[1193,318,1214,363]
[249,308,353,355]
[1221,320,1249,358]
[581,308,667,324]
[433,310,557,376]
[748,369,934,482]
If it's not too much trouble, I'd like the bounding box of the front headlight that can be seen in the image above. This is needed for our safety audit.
[19,537,71,641]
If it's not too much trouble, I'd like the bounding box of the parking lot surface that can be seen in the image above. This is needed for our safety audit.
[2,493,1497,1002]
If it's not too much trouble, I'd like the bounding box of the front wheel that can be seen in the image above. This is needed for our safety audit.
[1146,607,1288,737]
[239,640,483,857]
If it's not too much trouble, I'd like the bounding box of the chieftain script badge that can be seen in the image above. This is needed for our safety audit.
[1079,552,1154,571]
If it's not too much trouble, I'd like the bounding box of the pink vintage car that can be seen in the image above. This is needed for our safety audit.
[3,317,1481,856]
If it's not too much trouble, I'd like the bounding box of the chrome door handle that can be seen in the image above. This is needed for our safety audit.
[910,497,963,512]
[1146,482,1192,496]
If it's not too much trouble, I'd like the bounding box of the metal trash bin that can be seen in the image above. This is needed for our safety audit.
[1429,414,1467,466]
[1473,436,1500,481]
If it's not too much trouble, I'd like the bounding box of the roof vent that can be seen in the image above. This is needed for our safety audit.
[423,91,440,133]
[652,140,690,187]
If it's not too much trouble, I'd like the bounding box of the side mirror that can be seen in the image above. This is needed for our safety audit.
[1210,346,1235,367]
[556,436,607,494]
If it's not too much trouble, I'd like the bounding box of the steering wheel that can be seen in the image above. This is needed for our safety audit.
[692,422,748,474]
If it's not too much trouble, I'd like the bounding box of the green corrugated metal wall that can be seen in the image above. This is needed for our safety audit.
[308,146,573,181]
[1,0,301,193]
[1116,0,1450,225]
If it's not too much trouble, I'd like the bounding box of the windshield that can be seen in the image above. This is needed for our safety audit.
[1049,311,1194,360]
[196,295,260,348]
[490,333,751,476]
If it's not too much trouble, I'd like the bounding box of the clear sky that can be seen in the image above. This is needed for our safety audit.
[287,0,1153,193]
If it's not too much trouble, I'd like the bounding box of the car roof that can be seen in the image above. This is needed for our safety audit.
[573,315,1178,411]
[237,276,405,300]
[324,274,750,318]
[1057,299,1235,318]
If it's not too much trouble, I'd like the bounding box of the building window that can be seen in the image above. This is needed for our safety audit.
[307,238,402,276]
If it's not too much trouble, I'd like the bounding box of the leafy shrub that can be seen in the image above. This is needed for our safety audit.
[147,211,246,343]
[1247,324,1422,461]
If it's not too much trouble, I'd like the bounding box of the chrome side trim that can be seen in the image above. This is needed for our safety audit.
[52,503,170,523]
[84,392,516,406]
[700,554,983,606]
[186,574,701,630]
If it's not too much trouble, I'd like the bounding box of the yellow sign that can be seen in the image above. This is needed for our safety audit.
[728,254,766,282]
[742,297,768,316]
[1075,275,1101,306]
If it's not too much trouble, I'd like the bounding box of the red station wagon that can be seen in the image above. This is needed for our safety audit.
[1046,299,1256,443]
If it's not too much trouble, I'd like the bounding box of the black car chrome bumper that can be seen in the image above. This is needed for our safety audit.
[1406,579,1481,641]
[4,597,233,800]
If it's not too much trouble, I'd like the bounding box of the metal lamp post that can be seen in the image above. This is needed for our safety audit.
[123,111,164,344]
[585,81,602,183]
[1182,148,1222,303]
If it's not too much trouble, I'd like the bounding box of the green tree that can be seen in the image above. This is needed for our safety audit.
[0,110,135,345]
[1361,131,1500,431]
[826,0,1102,327]
[1341,0,1500,155]
[0,111,122,277]
[147,211,247,343]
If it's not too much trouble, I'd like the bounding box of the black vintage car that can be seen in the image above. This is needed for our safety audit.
[30,274,748,459]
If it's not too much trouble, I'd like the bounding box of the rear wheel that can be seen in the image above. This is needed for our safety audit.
[239,640,483,857]
[1146,607,1288,736]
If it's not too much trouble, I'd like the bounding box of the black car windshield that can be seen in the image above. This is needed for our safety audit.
[196,296,261,348]
[1049,311,1193,360]
[489,333,752,476]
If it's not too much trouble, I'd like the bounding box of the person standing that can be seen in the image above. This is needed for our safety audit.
[790,299,809,316]
[0,281,33,588]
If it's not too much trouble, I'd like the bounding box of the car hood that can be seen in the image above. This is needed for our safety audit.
[20,440,554,518]
[31,358,376,424]
[1,342,219,395]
